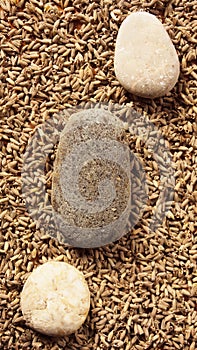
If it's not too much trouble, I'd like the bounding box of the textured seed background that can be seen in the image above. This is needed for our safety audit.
[0,0,197,349]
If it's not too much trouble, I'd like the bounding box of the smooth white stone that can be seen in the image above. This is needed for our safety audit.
[20,261,90,336]
[114,12,180,98]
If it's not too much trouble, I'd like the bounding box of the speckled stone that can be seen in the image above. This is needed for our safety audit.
[51,108,132,248]
[114,11,180,98]
[20,261,90,336]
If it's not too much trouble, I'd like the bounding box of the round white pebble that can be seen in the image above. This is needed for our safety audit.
[20,261,90,336]
[114,11,180,98]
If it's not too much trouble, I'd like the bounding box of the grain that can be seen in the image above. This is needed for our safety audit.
[0,0,197,348]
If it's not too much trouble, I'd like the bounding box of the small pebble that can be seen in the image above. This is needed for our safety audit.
[20,261,90,336]
[114,11,180,98]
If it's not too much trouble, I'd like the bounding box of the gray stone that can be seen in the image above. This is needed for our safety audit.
[51,108,133,248]
[114,11,180,98]
[52,108,149,248]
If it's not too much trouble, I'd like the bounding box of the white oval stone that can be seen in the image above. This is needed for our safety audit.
[114,12,180,98]
[20,261,90,336]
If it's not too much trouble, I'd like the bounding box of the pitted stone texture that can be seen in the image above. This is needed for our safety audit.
[20,261,90,336]
[51,108,132,248]
[114,12,180,99]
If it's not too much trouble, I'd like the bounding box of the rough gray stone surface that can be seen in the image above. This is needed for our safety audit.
[51,108,132,248]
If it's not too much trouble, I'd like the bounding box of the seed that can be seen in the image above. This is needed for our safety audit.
[0,0,196,348]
